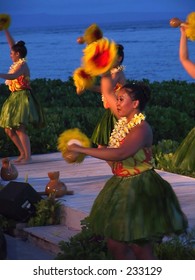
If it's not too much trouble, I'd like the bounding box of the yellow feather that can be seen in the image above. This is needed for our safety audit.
[83,23,103,44]
[57,128,91,164]
[0,14,11,31]
[73,67,96,94]
[186,12,195,41]
[82,38,118,76]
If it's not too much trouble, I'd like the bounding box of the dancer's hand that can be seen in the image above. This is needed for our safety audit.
[67,143,82,153]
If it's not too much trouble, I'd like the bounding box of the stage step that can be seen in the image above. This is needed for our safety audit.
[23,225,80,255]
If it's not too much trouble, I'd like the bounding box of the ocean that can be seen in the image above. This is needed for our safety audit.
[0,20,195,83]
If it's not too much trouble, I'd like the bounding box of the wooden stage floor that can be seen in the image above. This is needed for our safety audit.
[1,152,195,230]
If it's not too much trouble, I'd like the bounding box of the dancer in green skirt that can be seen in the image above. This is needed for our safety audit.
[68,79,188,259]
[172,24,195,171]
[0,29,45,164]
[91,44,126,147]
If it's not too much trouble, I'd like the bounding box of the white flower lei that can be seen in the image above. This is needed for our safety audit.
[8,58,26,73]
[5,58,26,85]
[110,65,125,74]
[109,113,146,148]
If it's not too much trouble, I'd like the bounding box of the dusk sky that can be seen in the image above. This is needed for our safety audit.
[1,0,194,15]
[1,0,194,27]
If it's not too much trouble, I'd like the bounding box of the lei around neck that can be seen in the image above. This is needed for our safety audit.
[8,58,26,73]
[109,113,146,148]
[5,58,26,85]
[110,65,125,74]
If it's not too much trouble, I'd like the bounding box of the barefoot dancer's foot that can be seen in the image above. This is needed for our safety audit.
[14,155,25,163]
[15,158,33,165]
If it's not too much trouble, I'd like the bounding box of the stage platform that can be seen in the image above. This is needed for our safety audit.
[1,152,195,258]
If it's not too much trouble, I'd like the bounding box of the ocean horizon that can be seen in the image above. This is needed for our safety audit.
[0,19,195,83]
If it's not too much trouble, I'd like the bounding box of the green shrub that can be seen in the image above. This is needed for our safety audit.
[56,219,112,260]
[154,230,195,260]
[146,106,193,144]
[27,194,61,227]
[152,139,195,178]
[56,218,195,260]
[0,78,195,178]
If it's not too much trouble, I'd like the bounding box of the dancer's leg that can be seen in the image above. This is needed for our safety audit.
[5,128,25,161]
[15,125,31,162]
[131,243,157,260]
[107,238,136,260]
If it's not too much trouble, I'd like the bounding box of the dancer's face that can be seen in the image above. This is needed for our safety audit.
[10,50,20,62]
[116,89,139,120]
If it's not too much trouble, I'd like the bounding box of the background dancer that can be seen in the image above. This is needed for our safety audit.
[0,28,45,164]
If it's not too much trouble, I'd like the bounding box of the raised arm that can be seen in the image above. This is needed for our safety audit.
[4,29,15,48]
[179,26,195,79]
[100,74,120,118]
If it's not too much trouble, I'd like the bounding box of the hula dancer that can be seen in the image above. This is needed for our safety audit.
[170,12,195,171]
[67,80,188,259]
[0,22,45,164]
[91,44,126,147]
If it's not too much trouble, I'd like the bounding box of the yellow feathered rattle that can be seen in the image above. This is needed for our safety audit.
[170,11,195,41]
[73,23,118,95]
[0,14,11,31]
[77,23,103,45]
[57,128,91,164]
